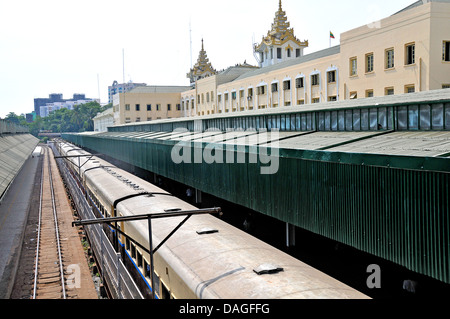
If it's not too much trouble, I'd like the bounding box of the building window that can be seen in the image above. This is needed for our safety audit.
[327,71,336,83]
[385,87,394,96]
[231,91,237,100]
[271,83,278,92]
[147,117,152,121]
[312,98,320,104]
[248,88,253,98]
[206,92,210,103]
[125,117,131,123]
[176,104,181,111]
[350,57,357,76]
[125,104,130,111]
[443,41,450,62]
[295,77,304,88]
[296,49,301,57]
[366,90,374,98]
[405,43,415,65]
[311,74,319,86]
[328,96,337,102]
[283,80,291,90]
[405,85,415,93]
[135,104,140,111]
[147,104,151,111]
[287,48,291,57]
[136,117,141,122]
[211,91,214,102]
[257,86,266,95]
[385,48,395,69]
[350,92,357,99]
[277,48,282,59]
[443,84,450,89]
[156,104,161,111]
[366,53,374,73]
[167,104,171,111]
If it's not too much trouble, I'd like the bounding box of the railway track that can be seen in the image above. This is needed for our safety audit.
[32,147,66,299]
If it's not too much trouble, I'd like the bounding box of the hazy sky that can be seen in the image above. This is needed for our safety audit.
[0,0,414,118]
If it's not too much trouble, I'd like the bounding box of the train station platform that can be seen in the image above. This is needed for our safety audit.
[0,146,41,298]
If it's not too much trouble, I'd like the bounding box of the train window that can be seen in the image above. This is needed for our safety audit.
[126,237,130,251]
[153,272,161,297]
[131,244,136,259]
[144,260,150,277]
[161,281,171,300]
[137,251,143,268]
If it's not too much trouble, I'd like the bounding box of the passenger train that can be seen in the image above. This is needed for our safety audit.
[56,140,369,299]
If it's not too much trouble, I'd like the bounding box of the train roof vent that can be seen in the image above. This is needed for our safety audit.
[196,228,219,235]
[253,264,284,275]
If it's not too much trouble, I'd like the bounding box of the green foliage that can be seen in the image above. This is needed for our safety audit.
[4,102,111,137]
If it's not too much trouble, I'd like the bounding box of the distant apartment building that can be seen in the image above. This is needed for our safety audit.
[40,99,99,118]
[108,81,147,104]
[34,93,97,117]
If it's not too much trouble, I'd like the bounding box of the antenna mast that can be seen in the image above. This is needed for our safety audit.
[189,19,193,68]
[122,48,125,84]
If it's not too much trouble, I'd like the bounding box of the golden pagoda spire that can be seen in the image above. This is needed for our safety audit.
[270,0,290,39]
[254,0,308,67]
[187,39,217,85]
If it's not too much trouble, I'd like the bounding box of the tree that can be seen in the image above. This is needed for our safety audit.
[17,101,105,137]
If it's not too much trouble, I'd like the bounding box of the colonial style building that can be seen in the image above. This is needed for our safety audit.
[102,0,450,129]
[110,85,191,126]
[181,0,450,117]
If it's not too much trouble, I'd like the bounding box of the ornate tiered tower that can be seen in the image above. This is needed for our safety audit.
[254,0,308,68]
[187,39,217,86]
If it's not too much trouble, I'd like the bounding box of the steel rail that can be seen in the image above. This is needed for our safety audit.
[48,147,66,299]
[32,147,67,299]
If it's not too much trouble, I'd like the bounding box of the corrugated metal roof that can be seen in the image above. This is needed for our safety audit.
[327,131,450,157]
[86,129,450,159]
[0,134,39,199]
[265,131,380,150]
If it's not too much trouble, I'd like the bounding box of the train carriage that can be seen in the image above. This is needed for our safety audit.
[56,140,369,299]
